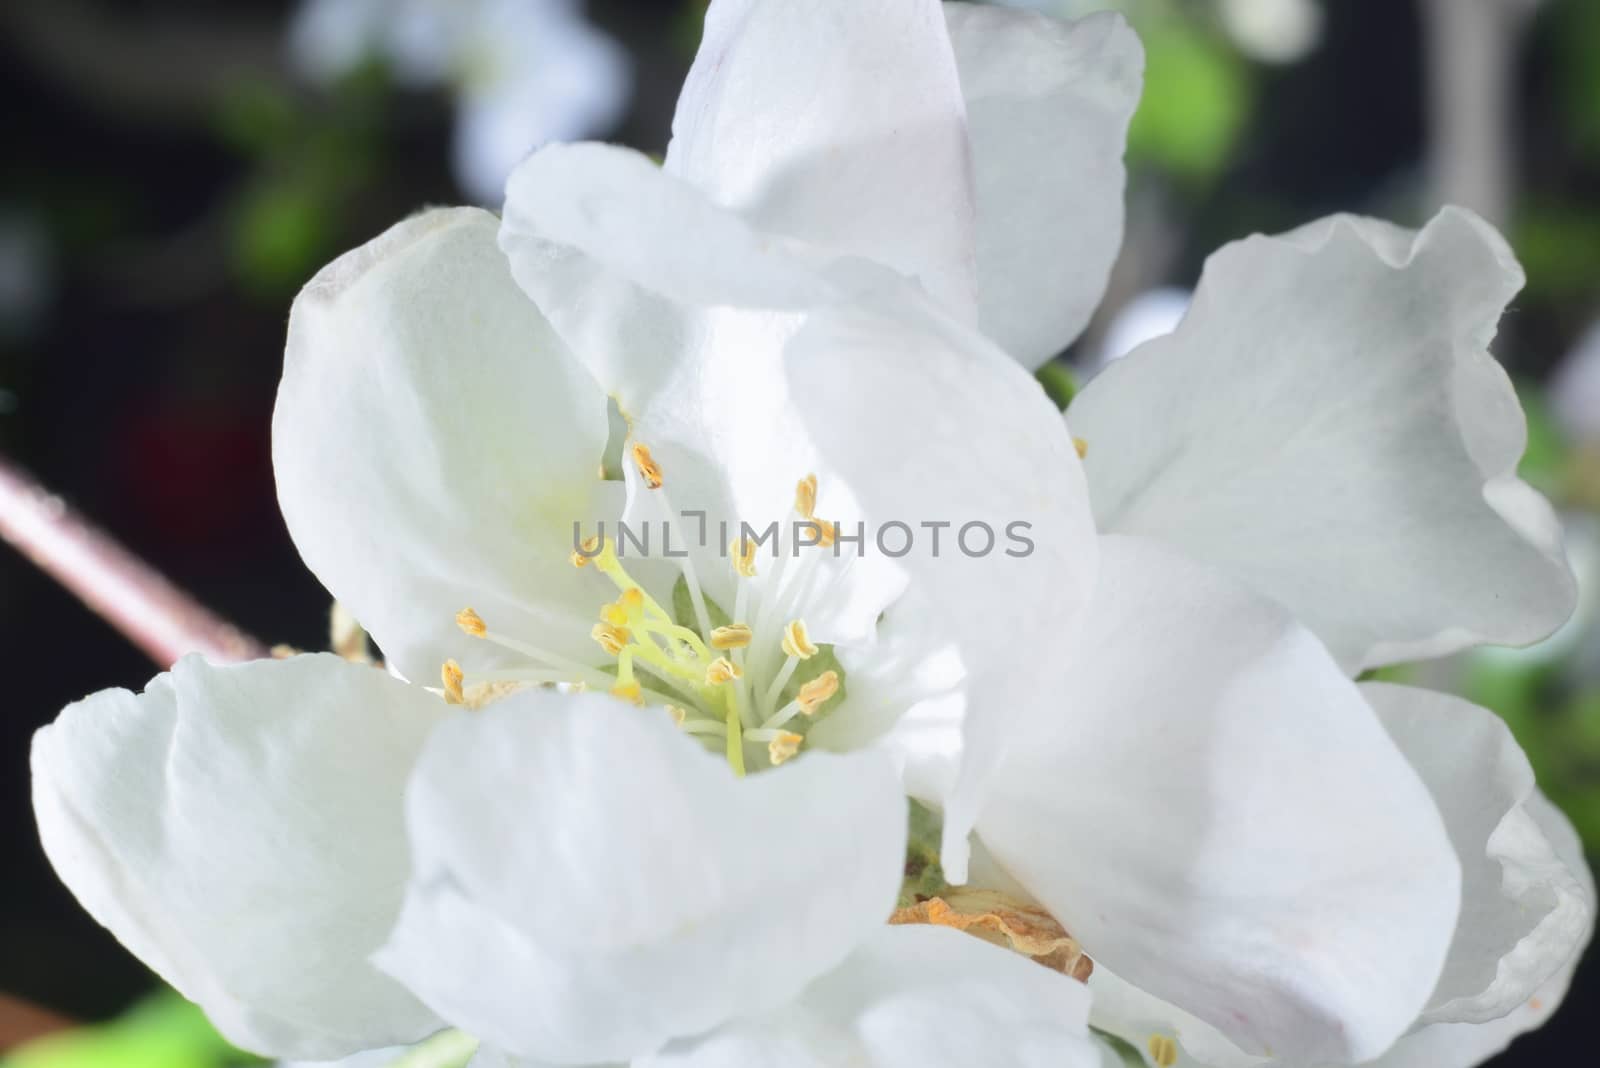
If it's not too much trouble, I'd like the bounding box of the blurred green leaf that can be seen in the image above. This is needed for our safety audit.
[1127,17,1249,183]
[1514,203,1600,304]
[1464,654,1600,855]
[213,81,301,156]
[3,992,254,1068]
[229,179,335,296]
[1516,380,1568,498]
[671,0,711,58]
[1550,0,1600,161]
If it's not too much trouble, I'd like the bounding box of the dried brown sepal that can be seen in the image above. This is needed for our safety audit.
[889,889,1092,981]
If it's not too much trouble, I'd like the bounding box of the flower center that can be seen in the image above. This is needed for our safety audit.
[443,442,848,776]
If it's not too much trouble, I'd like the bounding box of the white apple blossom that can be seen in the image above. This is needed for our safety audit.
[288,0,630,204]
[31,3,1591,1068]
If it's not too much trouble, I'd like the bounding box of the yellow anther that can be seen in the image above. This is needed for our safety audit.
[710,623,753,649]
[1148,1035,1178,1067]
[591,622,631,656]
[571,534,602,568]
[600,601,631,627]
[730,537,758,578]
[705,657,743,685]
[768,731,803,766]
[796,670,840,714]
[441,659,465,705]
[611,680,643,705]
[620,587,644,611]
[795,475,836,545]
[795,474,819,517]
[455,607,487,638]
[631,442,664,489]
[782,619,818,659]
[666,704,688,726]
[1073,437,1089,459]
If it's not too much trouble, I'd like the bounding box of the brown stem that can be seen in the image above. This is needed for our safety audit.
[0,992,74,1050]
[0,454,268,667]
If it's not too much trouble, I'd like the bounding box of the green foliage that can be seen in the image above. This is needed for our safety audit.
[1127,16,1249,184]
[1516,381,1567,498]
[213,71,386,298]
[671,0,711,58]
[230,180,335,296]
[2,992,255,1068]
[213,82,300,156]
[1550,0,1600,161]
[0,998,480,1068]
[1514,203,1600,305]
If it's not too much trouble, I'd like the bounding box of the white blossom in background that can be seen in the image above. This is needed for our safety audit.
[1215,0,1323,64]
[288,0,630,204]
[31,2,1592,1068]
[1551,316,1600,443]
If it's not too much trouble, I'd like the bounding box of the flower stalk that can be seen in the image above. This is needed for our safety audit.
[0,453,267,668]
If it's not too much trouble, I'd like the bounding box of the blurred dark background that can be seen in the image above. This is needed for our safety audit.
[2,0,1597,1065]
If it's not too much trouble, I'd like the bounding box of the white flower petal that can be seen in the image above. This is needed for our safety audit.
[275,207,617,684]
[1367,792,1592,1068]
[374,690,906,1064]
[640,925,1100,1068]
[468,1049,605,1068]
[665,0,976,317]
[31,654,448,1060]
[976,535,1460,1065]
[279,1045,419,1068]
[784,288,1100,882]
[943,4,1142,367]
[1082,965,1261,1068]
[498,142,822,516]
[1363,965,1575,1068]
[503,143,839,313]
[1078,776,1593,1068]
[1070,207,1576,672]
[1363,682,1594,1025]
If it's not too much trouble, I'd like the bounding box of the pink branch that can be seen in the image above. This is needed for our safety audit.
[0,454,268,667]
